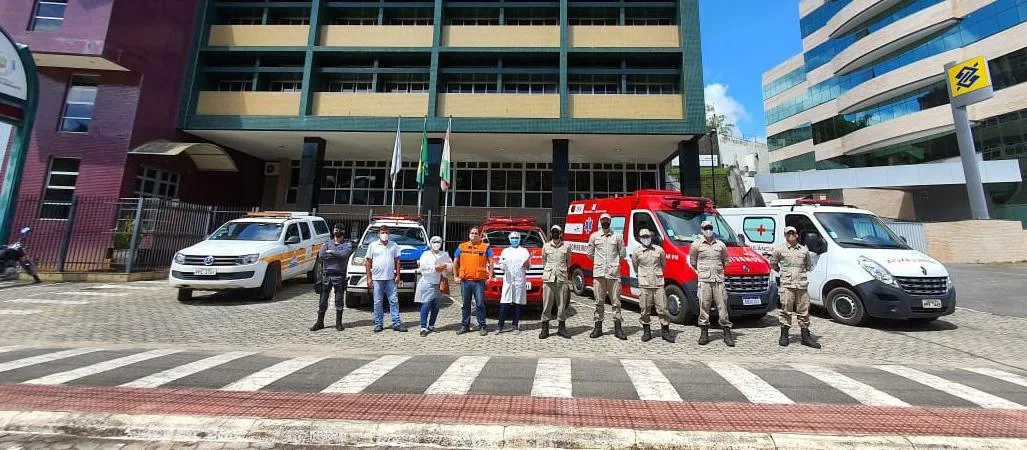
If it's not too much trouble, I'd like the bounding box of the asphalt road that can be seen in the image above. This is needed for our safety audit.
[947,264,1027,318]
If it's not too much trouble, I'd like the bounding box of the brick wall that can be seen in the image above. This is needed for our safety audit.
[842,188,917,220]
[0,0,112,55]
[924,220,1027,263]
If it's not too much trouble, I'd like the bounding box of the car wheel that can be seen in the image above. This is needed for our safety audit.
[826,286,868,326]
[259,265,280,301]
[665,284,694,325]
[571,268,588,297]
[307,259,322,283]
[177,288,193,302]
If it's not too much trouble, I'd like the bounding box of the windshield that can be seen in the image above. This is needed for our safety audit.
[208,221,283,241]
[655,210,741,246]
[814,212,910,249]
[360,226,427,247]
[484,230,546,247]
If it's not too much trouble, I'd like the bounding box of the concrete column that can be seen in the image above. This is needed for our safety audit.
[678,138,701,197]
[421,138,445,216]
[296,137,326,213]
[552,139,570,219]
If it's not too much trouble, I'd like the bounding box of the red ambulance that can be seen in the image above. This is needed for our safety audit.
[481,217,547,305]
[563,190,776,324]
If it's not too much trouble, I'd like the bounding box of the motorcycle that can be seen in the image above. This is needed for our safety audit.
[0,227,42,283]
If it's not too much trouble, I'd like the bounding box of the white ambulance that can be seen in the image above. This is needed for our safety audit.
[719,199,955,326]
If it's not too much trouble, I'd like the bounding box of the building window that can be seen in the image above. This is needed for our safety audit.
[382,74,430,93]
[503,74,558,94]
[31,0,67,32]
[134,167,180,200]
[445,74,498,94]
[449,18,501,25]
[626,74,678,94]
[325,74,373,92]
[334,17,377,25]
[569,74,620,94]
[216,79,252,92]
[40,158,80,220]
[60,75,98,133]
[269,74,303,92]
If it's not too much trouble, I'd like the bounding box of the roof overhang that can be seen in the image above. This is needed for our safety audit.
[129,140,238,172]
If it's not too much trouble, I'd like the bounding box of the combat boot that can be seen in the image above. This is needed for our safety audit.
[539,321,551,339]
[614,321,627,340]
[310,311,326,331]
[557,321,571,339]
[801,328,821,349]
[698,326,710,345]
[779,326,790,347]
[335,311,344,331]
[590,321,603,338]
[641,324,652,342]
[661,325,676,343]
[723,327,736,347]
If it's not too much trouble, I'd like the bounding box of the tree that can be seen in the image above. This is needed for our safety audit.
[706,104,735,137]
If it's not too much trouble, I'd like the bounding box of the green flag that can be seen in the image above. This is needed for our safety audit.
[416,117,429,189]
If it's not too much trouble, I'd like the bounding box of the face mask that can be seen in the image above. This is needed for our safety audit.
[510,239,521,247]
[379,233,388,242]
[641,237,651,246]
[431,242,442,251]
[551,232,561,240]
[333,231,344,238]
[702,229,713,238]
[601,220,611,229]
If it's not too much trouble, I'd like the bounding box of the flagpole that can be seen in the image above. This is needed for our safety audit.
[441,116,452,245]
[391,116,400,213]
[417,115,427,216]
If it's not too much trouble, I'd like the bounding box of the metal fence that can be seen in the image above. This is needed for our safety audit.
[884,221,928,254]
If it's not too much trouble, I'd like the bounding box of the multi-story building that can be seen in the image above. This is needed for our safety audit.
[179,0,708,220]
[759,0,1027,223]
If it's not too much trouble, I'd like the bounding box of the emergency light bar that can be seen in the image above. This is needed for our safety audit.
[246,211,309,218]
[371,215,422,222]
[483,217,536,225]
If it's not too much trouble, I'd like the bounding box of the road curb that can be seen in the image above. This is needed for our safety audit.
[2,410,1026,449]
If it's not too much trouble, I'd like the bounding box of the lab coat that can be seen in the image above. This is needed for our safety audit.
[499,246,530,305]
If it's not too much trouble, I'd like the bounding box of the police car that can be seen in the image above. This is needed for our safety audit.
[170,212,330,302]
[345,216,430,307]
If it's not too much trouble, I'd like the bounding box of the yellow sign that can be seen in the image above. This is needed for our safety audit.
[947,56,992,97]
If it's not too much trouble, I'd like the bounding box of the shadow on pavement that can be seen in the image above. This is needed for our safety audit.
[178,280,312,306]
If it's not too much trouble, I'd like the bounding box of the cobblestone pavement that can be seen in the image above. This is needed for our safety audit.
[0,278,1024,370]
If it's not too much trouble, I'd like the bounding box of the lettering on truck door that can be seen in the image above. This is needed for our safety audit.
[786,214,828,304]
[283,223,303,279]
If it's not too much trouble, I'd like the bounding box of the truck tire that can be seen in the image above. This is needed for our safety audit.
[571,268,588,297]
[826,286,869,326]
[665,284,694,325]
[177,288,193,302]
[307,259,322,283]
[259,265,280,301]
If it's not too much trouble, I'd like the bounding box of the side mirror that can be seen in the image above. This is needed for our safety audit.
[737,233,746,244]
[805,232,826,254]
[285,236,301,245]
[900,236,908,244]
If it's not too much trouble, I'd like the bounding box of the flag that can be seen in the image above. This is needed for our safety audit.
[416,117,429,189]
[440,118,452,192]
[389,117,402,187]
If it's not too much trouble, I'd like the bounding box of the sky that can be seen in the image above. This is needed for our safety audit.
[699,0,803,140]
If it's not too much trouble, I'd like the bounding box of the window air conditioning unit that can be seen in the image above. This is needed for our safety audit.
[264,162,281,177]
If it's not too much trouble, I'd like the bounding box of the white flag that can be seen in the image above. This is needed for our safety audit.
[440,118,452,192]
[390,117,402,187]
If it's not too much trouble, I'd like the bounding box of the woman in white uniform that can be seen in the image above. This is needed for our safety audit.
[416,236,452,337]
[498,231,531,333]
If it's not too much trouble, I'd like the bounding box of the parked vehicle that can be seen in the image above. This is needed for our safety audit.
[563,190,776,325]
[169,212,330,301]
[344,215,429,307]
[0,227,42,283]
[480,217,547,305]
[719,198,956,326]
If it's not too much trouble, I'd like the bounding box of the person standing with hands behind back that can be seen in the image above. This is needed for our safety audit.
[690,220,733,347]
[772,226,820,349]
[311,223,354,332]
[539,225,571,339]
[365,225,407,333]
[588,212,627,340]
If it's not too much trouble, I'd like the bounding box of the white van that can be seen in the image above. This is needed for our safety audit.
[719,199,955,326]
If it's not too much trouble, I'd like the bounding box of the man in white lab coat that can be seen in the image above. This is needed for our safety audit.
[498,231,531,334]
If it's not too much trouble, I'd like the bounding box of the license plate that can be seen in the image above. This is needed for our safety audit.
[742,297,762,306]
[922,299,943,309]
[194,268,217,276]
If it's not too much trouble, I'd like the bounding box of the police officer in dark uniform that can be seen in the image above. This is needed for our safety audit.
[311,223,354,331]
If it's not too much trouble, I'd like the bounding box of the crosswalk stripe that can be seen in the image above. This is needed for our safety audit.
[0,310,41,315]
[0,345,25,354]
[531,358,572,398]
[5,299,91,305]
[321,355,411,394]
[962,367,1027,389]
[58,291,130,297]
[222,356,327,391]
[0,349,100,373]
[706,362,794,404]
[22,349,181,385]
[792,364,909,407]
[425,356,490,395]
[621,359,682,402]
[120,351,257,388]
[874,365,1025,410]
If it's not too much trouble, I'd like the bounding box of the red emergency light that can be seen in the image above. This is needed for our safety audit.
[371,215,422,222]
[483,217,536,226]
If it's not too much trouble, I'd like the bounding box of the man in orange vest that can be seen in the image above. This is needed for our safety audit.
[453,227,494,336]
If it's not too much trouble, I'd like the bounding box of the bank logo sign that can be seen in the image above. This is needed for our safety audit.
[946,56,992,105]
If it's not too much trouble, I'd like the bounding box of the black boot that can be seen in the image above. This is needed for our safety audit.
[335,311,344,331]
[557,321,571,339]
[539,321,550,339]
[614,321,627,340]
[641,324,652,342]
[723,327,736,347]
[661,325,676,343]
[698,326,710,345]
[590,321,603,338]
[801,328,822,349]
[779,326,790,347]
[310,311,326,331]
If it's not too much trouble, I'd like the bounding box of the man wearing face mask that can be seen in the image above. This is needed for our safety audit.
[311,224,354,332]
[365,225,407,333]
[497,231,531,333]
[632,228,674,343]
[540,224,571,339]
[453,227,493,336]
[772,226,820,349]
[587,212,627,340]
[689,220,733,346]
[416,236,452,337]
